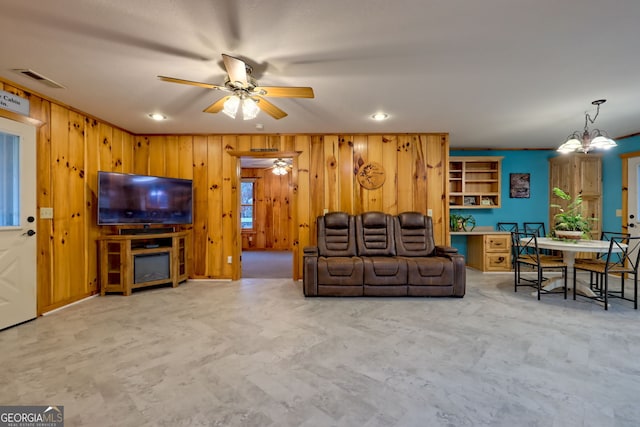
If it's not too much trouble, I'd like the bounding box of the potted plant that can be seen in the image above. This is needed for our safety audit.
[550,187,596,239]
[450,213,476,232]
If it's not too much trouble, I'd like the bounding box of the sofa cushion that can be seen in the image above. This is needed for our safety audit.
[317,257,363,286]
[394,212,435,257]
[405,257,454,286]
[318,212,357,257]
[356,212,396,256]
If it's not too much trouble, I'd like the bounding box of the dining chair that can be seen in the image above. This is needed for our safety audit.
[497,222,519,233]
[523,222,546,237]
[577,231,631,291]
[573,235,640,310]
[498,223,520,269]
[512,231,567,300]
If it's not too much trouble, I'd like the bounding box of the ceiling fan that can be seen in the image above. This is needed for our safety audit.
[158,54,314,120]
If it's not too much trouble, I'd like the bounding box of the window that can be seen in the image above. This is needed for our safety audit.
[0,131,20,227]
[240,180,255,230]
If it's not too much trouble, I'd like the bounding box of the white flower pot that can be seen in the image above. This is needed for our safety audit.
[555,230,583,240]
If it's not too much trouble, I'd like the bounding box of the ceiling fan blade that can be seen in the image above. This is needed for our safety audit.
[255,97,288,120]
[254,86,314,98]
[222,54,248,87]
[158,75,222,90]
[203,96,231,113]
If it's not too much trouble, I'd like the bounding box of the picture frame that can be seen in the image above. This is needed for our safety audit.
[463,196,476,206]
[510,173,530,198]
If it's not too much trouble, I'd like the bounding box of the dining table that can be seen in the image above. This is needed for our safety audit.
[522,237,625,298]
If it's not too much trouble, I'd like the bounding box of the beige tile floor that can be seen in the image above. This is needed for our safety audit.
[1,269,639,426]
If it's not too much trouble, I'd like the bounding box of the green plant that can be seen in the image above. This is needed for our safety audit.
[450,213,476,232]
[550,187,596,235]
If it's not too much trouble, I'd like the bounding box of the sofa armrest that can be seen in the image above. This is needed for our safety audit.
[435,245,459,256]
[303,246,319,296]
[304,246,319,257]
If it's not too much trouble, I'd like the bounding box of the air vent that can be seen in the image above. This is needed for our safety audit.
[12,69,65,89]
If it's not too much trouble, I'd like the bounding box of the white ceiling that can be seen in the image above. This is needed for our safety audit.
[1,0,639,149]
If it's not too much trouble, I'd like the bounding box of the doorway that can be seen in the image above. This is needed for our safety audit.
[0,116,37,330]
[239,155,294,279]
[625,154,640,261]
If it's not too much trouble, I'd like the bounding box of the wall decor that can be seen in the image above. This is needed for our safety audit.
[510,173,530,198]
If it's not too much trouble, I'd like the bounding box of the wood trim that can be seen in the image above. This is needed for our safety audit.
[0,109,43,127]
[227,150,301,158]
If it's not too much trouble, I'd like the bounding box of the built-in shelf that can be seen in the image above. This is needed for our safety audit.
[449,156,503,208]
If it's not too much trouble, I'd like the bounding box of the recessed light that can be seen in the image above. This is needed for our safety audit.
[148,113,167,121]
[371,112,389,121]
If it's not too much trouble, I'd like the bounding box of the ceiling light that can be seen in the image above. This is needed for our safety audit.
[242,98,259,120]
[222,95,261,120]
[371,112,389,121]
[222,96,240,118]
[557,99,617,154]
[148,113,167,121]
[272,158,289,175]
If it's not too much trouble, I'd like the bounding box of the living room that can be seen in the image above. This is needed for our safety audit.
[2,1,640,426]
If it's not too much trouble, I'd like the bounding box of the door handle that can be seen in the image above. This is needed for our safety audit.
[22,229,36,236]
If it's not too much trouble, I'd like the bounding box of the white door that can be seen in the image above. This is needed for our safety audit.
[0,117,37,330]
[627,156,640,266]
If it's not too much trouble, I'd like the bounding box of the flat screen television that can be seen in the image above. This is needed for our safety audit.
[97,171,193,225]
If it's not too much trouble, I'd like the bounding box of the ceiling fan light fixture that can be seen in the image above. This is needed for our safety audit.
[242,98,260,120]
[272,158,289,175]
[222,96,240,118]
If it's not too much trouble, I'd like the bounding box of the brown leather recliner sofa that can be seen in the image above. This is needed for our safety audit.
[303,211,466,297]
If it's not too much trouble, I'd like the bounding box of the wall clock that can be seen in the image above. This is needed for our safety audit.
[357,161,386,190]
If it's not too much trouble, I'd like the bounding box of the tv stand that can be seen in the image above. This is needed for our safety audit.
[99,231,188,296]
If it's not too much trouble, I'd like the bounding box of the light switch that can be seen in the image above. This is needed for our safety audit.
[40,207,53,219]
[427,209,433,217]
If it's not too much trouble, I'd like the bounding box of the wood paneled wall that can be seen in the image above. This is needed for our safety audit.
[0,79,135,314]
[136,133,450,280]
[2,77,450,313]
[241,168,293,251]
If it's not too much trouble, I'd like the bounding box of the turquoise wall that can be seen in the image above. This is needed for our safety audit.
[450,138,640,256]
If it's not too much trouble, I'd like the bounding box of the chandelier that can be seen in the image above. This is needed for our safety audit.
[272,159,289,175]
[557,99,617,153]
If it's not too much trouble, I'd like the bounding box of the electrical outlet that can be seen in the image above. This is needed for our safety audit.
[40,207,54,219]
[616,209,622,217]
[227,256,232,264]
[323,208,329,215]
[427,209,433,217]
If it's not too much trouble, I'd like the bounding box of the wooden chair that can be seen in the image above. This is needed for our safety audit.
[573,235,640,310]
[513,231,567,300]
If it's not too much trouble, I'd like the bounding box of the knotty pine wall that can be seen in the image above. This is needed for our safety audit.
[1,77,450,314]
[135,133,450,281]
[0,79,136,314]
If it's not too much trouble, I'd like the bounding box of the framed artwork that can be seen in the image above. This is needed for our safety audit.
[510,173,530,198]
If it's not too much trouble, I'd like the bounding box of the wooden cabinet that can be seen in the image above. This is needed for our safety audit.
[549,154,602,240]
[449,156,503,208]
[99,231,189,296]
[466,233,512,272]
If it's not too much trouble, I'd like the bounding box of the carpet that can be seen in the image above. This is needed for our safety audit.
[242,250,293,278]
